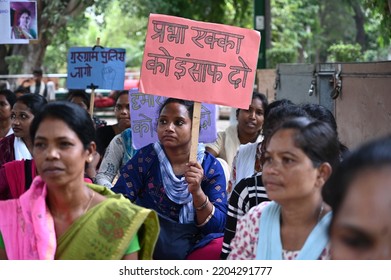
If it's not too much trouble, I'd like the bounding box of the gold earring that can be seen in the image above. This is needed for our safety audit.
[87,155,93,163]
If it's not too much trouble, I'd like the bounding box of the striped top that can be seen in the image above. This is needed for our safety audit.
[220,173,269,259]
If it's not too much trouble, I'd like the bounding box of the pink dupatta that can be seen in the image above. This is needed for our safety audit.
[0,176,56,259]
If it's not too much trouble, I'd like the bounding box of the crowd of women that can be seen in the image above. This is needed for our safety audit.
[0,86,390,260]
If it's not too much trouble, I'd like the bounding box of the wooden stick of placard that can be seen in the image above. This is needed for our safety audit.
[189,101,202,161]
[89,37,100,116]
[89,88,95,116]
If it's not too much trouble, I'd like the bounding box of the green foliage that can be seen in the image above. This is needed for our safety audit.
[270,0,322,62]
[127,0,226,23]
[4,55,24,74]
[40,1,144,72]
[225,0,253,27]
[266,47,297,68]
[117,0,253,26]
[44,45,68,73]
[43,0,255,72]
[363,0,391,45]
[268,0,390,64]
[363,48,389,61]
[327,43,363,62]
[40,1,92,36]
[96,2,148,68]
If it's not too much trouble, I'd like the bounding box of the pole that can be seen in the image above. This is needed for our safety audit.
[189,102,201,161]
[254,0,267,69]
[89,37,100,116]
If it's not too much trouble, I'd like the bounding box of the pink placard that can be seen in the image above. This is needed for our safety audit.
[140,14,261,109]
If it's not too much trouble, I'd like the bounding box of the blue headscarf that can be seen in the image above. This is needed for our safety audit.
[153,141,205,223]
[121,128,136,166]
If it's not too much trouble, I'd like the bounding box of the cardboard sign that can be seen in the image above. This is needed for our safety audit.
[67,47,126,90]
[0,0,38,44]
[140,13,261,109]
[129,90,217,149]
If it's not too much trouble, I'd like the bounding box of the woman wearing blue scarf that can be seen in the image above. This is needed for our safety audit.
[228,117,340,260]
[112,98,228,259]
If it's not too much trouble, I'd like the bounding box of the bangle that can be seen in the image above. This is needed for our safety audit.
[196,206,215,227]
[195,196,209,211]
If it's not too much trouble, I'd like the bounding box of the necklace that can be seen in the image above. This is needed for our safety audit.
[83,190,95,215]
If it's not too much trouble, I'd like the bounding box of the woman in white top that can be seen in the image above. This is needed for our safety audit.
[94,128,136,188]
[206,92,268,181]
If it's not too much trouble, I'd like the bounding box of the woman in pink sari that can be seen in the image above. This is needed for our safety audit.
[0,102,158,260]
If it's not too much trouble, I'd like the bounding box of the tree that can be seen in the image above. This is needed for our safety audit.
[269,0,322,64]
[363,0,391,45]
[125,0,253,26]
[45,0,255,72]
[268,0,390,64]
[327,42,363,62]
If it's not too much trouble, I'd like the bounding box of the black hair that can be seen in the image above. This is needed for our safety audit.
[154,98,195,134]
[236,92,268,118]
[266,117,341,170]
[301,103,349,159]
[301,103,337,132]
[67,90,90,110]
[19,8,31,17]
[30,101,96,149]
[14,85,31,95]
[158,98,194,119]
[0,89,17,109]
[264,98,294,120]
[262,104,308,141]
[32,68,43,76]
[15,93,47,116]
[114,90,129,102]
[322,134,391,220]
[260,104,308,165]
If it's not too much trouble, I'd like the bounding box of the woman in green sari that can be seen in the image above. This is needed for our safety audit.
[0,102,159,260]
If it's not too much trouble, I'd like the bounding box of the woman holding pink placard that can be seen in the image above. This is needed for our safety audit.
[112,97,228,260]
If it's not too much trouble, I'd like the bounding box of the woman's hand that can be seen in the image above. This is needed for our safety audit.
[186,160,214,226]
[185,160,204,195]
